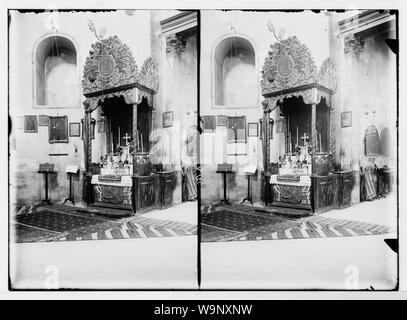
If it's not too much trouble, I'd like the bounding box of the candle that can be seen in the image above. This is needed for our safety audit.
[319,133,322,152]
[296,126,299,146]
[141,133,144,153]
[118,127,120,146]
[289,133,292,153]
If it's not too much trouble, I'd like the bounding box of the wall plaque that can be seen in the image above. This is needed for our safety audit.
[248,123,258,137]
[38,115,49,126]
[341,111,352,127]
[217,115,228,127]
[163,111,174,128]
[24,115,38,133]
[69,122,81,137]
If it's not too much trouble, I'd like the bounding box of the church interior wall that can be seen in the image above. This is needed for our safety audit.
[333,17,397,204]
[157,21,198,205]
[9,10,153,206]
[200,10,330,204]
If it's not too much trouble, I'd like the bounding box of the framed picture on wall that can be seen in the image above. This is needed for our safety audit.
[341,111,352,128]
[217,115,228,127]
[69,122,81,137]
[24,115,38,133]
[227,116,246,142]
[202,115,216,133]
[248,123,258,137]
[38,115,49,126]
[163,111,173,128]
[49,116,69,143]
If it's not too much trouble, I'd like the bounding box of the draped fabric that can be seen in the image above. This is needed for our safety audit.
[360,162,377,201]
[182,167,197,201]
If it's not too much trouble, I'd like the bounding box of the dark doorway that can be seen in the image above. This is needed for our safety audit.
[281,96,330,153]
[137,97,151,154]
[316,97,330,152]
[281,96,312,152]
[102,96,133,152]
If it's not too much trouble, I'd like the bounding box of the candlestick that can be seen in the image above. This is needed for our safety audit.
[319,133,322,152]
[141,133,144,153]
[118,127,120,147]
[296,127,299,146]
[289,132,292,153]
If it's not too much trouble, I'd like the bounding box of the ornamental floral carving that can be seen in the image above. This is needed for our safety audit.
[262,87,331,112]
[261,36,317,95]
[317,57,337,92]
[344,34,365,60]
[82,35,139,95]
[165,34,186,59]
[138,57,159,92]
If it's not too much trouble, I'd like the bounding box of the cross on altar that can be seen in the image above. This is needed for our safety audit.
[123,133,131,145]
[301,133,309,145]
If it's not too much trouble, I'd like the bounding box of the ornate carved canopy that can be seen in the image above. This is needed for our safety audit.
[82,35,159,112]
[261,36,337,112]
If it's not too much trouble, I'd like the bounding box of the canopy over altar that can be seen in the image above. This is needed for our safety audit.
[81,35,171,214]
[260,35,338,213]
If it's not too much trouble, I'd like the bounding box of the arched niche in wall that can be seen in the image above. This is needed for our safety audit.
[213,35,257,108]
[34,35,79,107]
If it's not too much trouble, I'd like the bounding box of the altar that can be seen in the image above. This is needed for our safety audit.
[260,36,338,214]
[81,35,175,214]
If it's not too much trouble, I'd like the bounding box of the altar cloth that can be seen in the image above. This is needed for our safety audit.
[91,175,132,187]
[269,174,311,186]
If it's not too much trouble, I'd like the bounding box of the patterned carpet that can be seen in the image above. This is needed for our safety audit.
[11,224,60,243]
[12,205,197,243]
[201,225,241,242]
[201,210,284,232]
[15,210,116,234]
[201,203,394,242]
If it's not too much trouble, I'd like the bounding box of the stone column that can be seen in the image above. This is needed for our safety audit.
[132,102,138,175]
[311,102,317,152]
[262,110,270,172]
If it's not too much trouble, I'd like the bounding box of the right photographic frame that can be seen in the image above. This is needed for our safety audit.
[199,9,398,290]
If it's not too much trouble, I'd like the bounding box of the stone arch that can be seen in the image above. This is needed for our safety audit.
[213,34,257,107]
[33,34,80,107]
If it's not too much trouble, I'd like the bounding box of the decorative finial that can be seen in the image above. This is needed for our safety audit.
[88,19,107,41]
[267,21,285,42]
